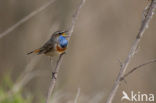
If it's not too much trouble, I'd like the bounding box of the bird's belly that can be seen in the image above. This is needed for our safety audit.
[45,49,59,56]
[45,45,66,56]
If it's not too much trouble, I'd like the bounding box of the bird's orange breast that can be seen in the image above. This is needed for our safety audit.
[56,45,66,53]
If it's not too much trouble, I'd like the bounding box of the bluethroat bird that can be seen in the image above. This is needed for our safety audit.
[27,30,69,56]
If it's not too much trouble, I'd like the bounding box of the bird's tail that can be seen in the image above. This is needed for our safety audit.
[27,49,40,55]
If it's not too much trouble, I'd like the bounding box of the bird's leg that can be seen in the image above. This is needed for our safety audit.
[52,72,57,79]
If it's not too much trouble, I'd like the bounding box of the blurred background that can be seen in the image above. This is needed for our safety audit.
[0,0,156,103]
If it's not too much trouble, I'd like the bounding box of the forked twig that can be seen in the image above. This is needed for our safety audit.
[120,58,156,81]
[0,0,56,39]
[106,1,156,103]
[45,0,86,103]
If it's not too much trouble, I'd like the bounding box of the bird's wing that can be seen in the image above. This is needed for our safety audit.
[38,40,55,54]
[27,37,57,55]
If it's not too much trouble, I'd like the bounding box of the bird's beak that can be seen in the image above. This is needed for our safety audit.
[62,30,70,38]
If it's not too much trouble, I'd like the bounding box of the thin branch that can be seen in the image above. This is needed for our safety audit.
[68,0,85,37]
[106,1,156,103]
[120,58,156,81]
[74,88,81,103]
[46,53,64,103]
[0,0,56,39]
[45,0,86,103]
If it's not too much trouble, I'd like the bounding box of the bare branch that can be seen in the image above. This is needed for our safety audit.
[0,0,56,39]
[120,58,156,81]
[74,88,81,103]
[45,0,86,103]
[68,0,86,37]
[46,53,64,103]
[106,1,156,103]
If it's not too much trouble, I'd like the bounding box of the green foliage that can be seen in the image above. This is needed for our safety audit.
[0,74,32,103]
[0,93,32,103]
[1,74,13,90]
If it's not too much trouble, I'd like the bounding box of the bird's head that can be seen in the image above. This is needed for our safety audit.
[52,30,70,38]
[51,30,69,48]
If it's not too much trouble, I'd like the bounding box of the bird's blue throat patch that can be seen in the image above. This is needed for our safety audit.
[58,35,68,48]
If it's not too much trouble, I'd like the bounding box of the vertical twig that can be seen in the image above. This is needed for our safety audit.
[74,88,81,103]
[45,0,86,103]
[46,53,64,103]
[106,1,156,103]
[0,0,56,39]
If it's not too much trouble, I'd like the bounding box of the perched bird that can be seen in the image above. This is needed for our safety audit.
[27,30,69,56]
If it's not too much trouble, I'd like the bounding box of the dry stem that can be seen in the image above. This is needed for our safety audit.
[106,1,156,103]
[45,0,86,103]
[74,88,81,103]
[0,0,56,39]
